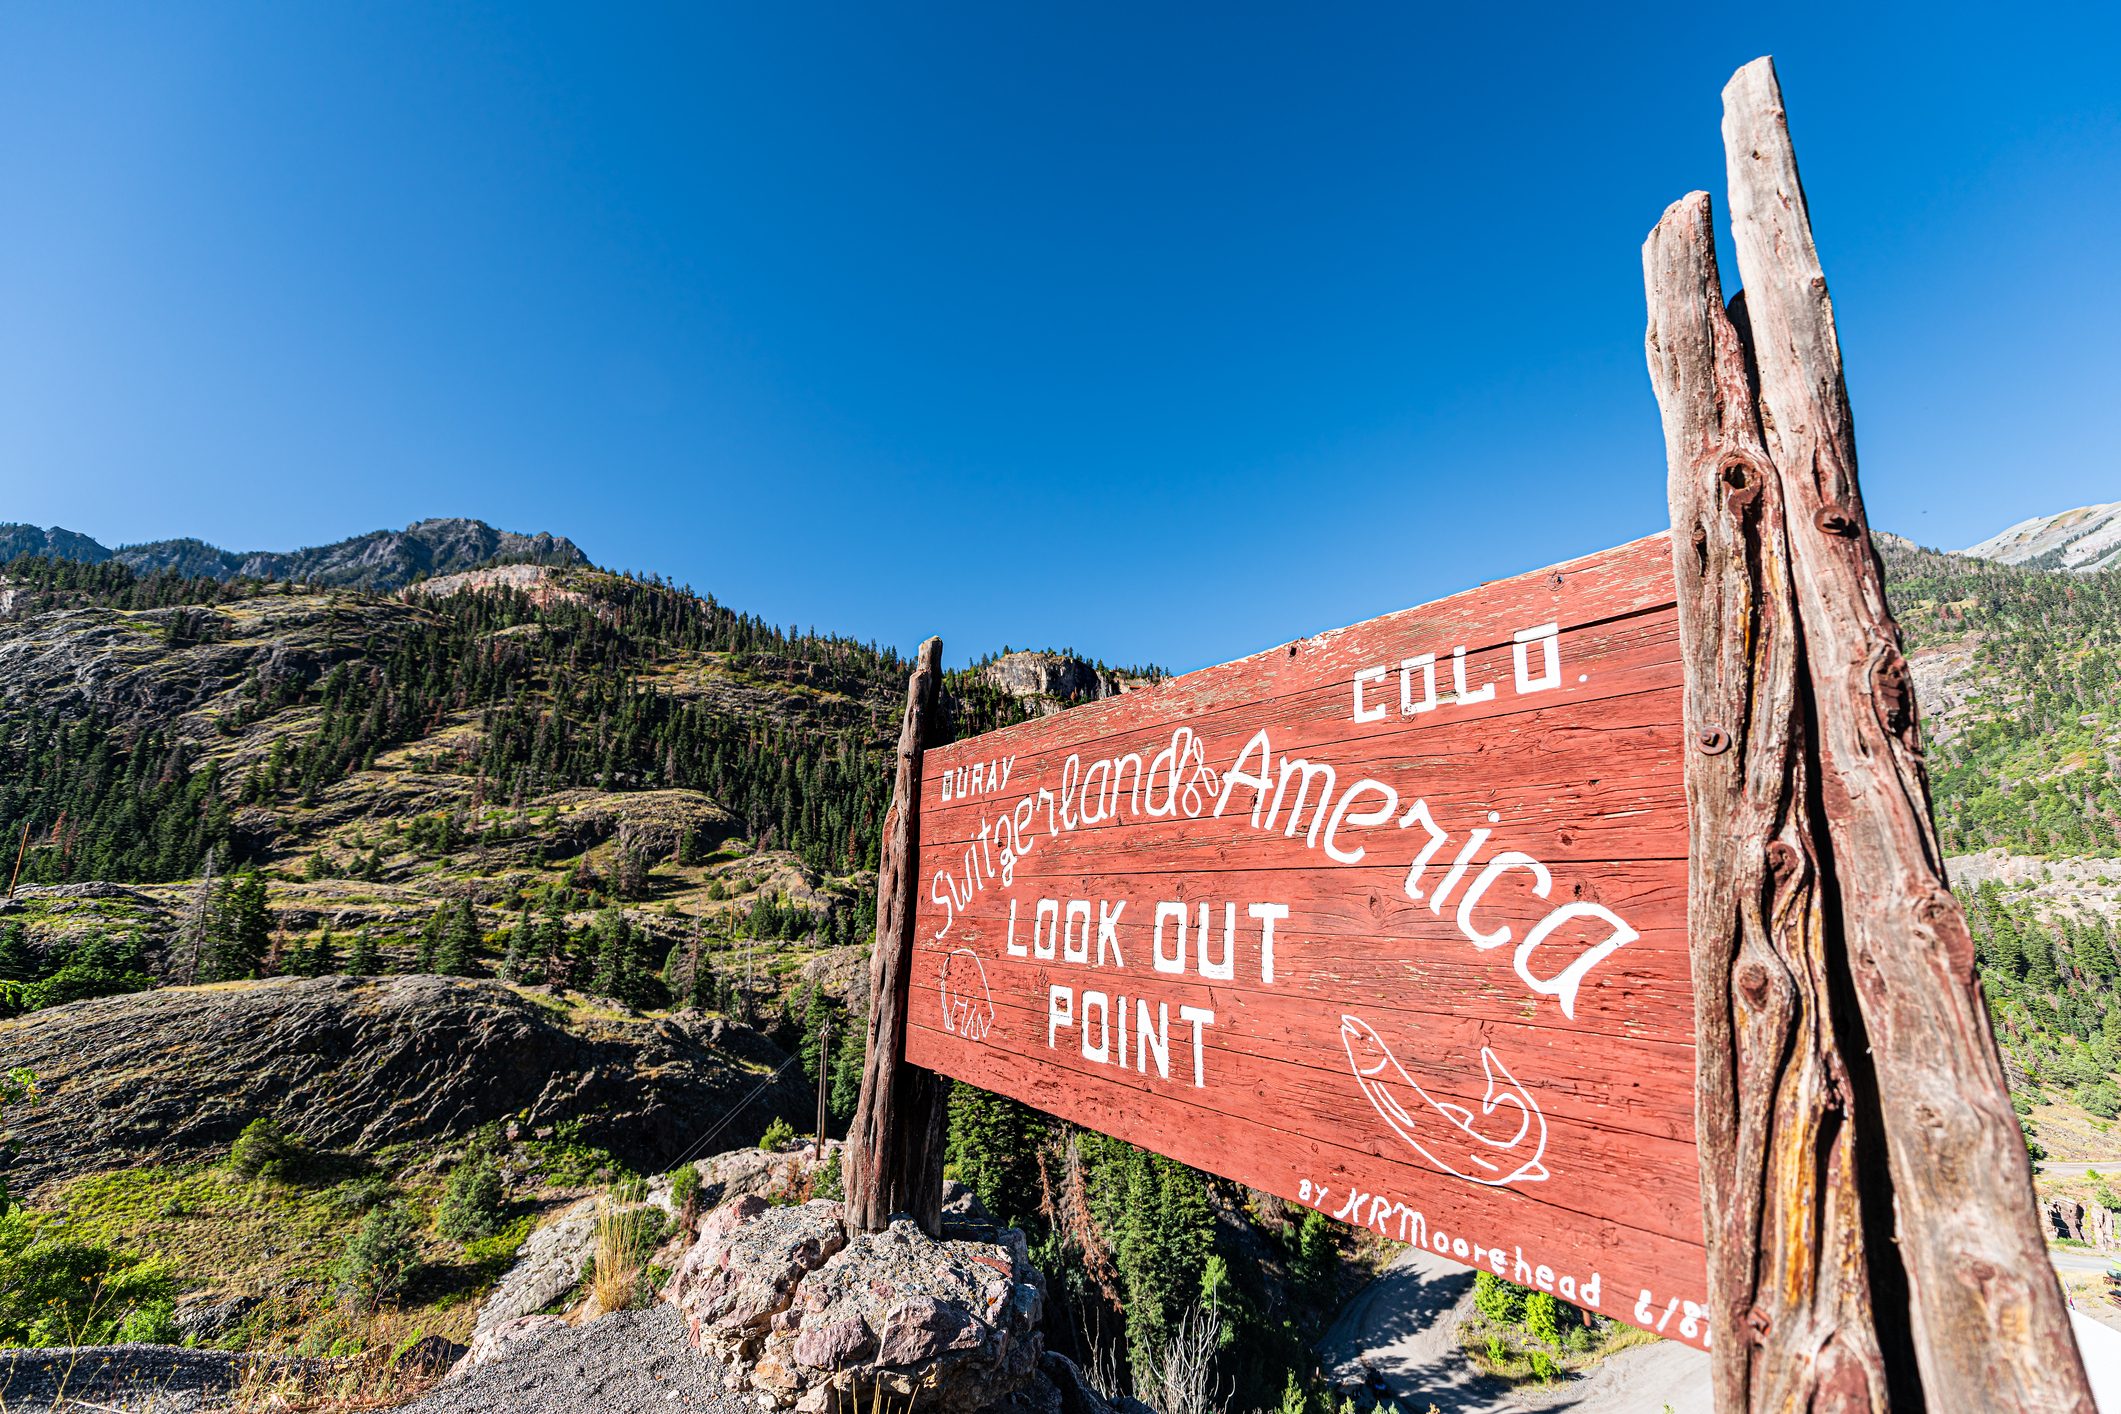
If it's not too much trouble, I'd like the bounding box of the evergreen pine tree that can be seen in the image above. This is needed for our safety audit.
[591,907,628,1003]
[310,925,337,976]
[540,904,570,989]
[207,872,271,980]
[437,899,479,975]
[829,1013,863,1123]
[416,905,445,973]
[347,927,379,975]
[0,924,37,983]
[500,922,526,984]
[688,931,715,1013]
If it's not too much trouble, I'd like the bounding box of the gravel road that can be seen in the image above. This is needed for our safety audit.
[0,1346,300,1413]
[1316,1246,1711,1414]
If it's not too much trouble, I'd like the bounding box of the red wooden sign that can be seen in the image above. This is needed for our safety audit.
[906,533,1709,1349]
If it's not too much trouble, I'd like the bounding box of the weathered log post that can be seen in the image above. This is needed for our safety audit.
[1646,192,1888,1410]
[1647,56,2094,1412]
[846,635,950,1236]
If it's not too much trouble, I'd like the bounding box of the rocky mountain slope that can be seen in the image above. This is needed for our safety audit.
[1962,501,2121,574]
[0,974,806,1196]
[0,516,586,591]
[1882,526,2121,1152]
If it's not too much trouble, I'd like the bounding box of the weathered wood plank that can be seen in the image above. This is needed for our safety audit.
[919,605,1684,837]
[1646,187,1885,1411]
[1720,56,2091,1412]
[922,535,1678,769]
[846,636,950,1235]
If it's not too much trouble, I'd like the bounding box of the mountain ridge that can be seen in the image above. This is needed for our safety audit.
[0,516,588,592]
[1960,501,2121,574]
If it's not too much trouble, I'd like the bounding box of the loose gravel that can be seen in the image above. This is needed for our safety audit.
[393,1304,751,1414]
[0,1309,742,1414]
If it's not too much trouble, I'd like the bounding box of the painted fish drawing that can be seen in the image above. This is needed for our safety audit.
[1340,1014,1550,1187]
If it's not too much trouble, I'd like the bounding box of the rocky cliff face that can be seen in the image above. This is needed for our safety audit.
[978,651,1153,716]
[0,975,808,1195]
[0,517,587,589]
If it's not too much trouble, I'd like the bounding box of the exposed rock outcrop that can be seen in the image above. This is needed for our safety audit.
[978,652,1153,715]
[0,590,426,743]
[2044,1197,2119,1251]
[0,975,806,1194]
[665,1187,1045,1413]
[466,1147,822,1356]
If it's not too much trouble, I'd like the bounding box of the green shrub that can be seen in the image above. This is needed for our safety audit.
[0,1208,176,1346]
[119,1297,180,1344]
[1523,1290,1562,1346]
[435,1153,508,1243]
[1528,1349,1559,1384]
[338,1203,422,1310]
[332,1178,392,1215]
[1473,1270,1527,1327]
[759,1117,796,1151]
[669,1163,702,1215]
[814,1146,843,1201]
[522,1118,626,1187]
[228,1118,300,1181]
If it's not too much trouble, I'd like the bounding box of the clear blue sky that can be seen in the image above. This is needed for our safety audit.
[2,4,2115,671]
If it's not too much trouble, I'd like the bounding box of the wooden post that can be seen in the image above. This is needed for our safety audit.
[846,636,949,1235]
[1647,57,2094,1412]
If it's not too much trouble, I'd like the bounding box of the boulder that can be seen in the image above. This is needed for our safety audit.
[667,1197,847,1349]
[664,1193,1045,1414]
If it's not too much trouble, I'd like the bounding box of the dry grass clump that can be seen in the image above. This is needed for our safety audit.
[587,1189,665,1315]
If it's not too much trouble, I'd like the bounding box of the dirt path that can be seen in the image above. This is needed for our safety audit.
[1317,1247,1710,1414]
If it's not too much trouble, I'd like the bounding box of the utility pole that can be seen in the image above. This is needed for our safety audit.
[182,850,218,986]
[816,1008,831,1148]
[5,820,28,898]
